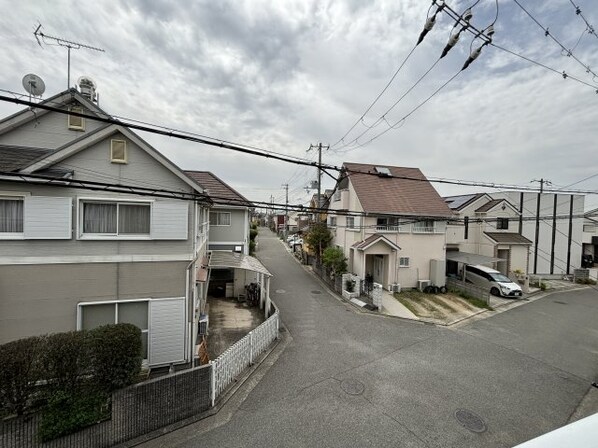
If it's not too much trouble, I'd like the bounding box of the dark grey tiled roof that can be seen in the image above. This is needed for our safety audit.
[0,145,55,172]
[484,232,532,245]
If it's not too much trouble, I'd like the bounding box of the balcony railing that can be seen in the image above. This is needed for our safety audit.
[376,225,399,232]
[412,226,434,233]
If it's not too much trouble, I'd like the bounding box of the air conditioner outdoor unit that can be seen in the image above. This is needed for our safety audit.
[389,283,401,293]
[198,314,209,336]
[417,280,431,292]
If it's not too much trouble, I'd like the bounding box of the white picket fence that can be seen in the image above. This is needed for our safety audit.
[210,306,279,405]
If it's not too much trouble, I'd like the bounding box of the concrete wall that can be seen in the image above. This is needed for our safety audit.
[0,261,187,344]
[0,103,106,149]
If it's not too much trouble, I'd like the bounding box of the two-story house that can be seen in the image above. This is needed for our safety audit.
[327,163,454,290]
[0,86,211,368]
[444,193,532,277]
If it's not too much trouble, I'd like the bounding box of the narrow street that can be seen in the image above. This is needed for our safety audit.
[145,228,598,448]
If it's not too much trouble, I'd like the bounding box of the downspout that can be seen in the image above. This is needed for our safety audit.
[185,258,195,365]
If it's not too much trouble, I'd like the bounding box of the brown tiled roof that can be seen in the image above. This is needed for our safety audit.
[352,233,401,251]
[484,232,532,245]
[184,171,253,207]
[343,162,454,217]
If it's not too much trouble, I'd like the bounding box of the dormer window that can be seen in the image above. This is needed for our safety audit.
[111,139,127,164]
[68,106,85,130]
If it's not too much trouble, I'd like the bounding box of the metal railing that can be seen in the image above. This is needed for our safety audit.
[211,305,279,405]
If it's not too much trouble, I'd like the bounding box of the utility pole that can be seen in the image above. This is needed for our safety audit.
[531,178,549,274]
[282,184,289,238]
[308,142,329,220]
[34,24,105,89]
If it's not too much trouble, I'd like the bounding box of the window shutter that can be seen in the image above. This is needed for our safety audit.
[24,196,72,239]
[151,201,188,239]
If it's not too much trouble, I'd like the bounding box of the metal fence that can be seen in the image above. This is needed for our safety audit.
[446,277,490,305]
[1,302,281,448]
[211,304,279,405]
[311,261,342,293]
[0,364,211,448]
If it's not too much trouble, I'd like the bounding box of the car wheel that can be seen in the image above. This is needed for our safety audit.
[490,287,500,296]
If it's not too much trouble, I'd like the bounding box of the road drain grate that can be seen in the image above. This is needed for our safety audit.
[340,379,365,396]
[553,301,567,305]
[455,409,487,433]
[311,290,322,295]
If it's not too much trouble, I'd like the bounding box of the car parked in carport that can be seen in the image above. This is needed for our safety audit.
[465,264,523,297]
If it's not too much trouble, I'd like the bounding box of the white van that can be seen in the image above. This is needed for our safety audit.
[465,265,523,298]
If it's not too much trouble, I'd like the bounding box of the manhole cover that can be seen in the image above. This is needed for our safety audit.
[275,289,286,294]
[455,409,486,433]
[553,301,567,305]
[340,379,365,396]
[311,290,322,295]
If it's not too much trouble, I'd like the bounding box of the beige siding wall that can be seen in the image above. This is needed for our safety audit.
[0,261,187,344]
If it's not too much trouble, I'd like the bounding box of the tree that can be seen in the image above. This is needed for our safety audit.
[322,246,348,277]
[304,222,332,261]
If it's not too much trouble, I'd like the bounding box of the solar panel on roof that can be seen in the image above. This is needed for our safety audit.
[375,166,391,176]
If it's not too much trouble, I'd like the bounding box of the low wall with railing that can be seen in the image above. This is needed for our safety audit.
[1,302,280,448]
[211,303,279,404]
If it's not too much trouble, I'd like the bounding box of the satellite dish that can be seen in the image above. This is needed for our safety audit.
[22,73,46,96]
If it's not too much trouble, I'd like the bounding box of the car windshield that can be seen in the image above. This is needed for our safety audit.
[490,273,513,283]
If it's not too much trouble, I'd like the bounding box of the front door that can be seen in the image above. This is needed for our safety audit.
[373,255,384,285]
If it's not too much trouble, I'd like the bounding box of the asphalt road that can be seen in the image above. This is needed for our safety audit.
[143,228,598,448]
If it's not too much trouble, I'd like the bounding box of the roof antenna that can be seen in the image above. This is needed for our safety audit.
[33,23,105,91]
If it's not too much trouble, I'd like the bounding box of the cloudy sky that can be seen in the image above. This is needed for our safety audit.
[1,0,597,210]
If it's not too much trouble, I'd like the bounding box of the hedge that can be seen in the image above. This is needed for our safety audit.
[88,323,142,392]
[0,335,45,416]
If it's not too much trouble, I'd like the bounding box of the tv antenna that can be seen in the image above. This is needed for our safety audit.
[33,23,105,90]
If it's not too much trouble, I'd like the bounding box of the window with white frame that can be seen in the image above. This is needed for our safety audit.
[209,211,231,226]
[82,201,150,236]
[329,216,337,227]
[399,257,410,267]
[79,300,149,359]
[346,216,355,229]
[0,197,24,234]
[413,220,435,233]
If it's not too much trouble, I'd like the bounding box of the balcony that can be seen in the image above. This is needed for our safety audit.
[375,225,399,232]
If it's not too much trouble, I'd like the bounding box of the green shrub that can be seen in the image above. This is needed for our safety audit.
[88,324,142,392]
[249,228,258,241]
[0,335,45,415]
[249,240,257,255]
[38,389,109,442]
[322,246,348,276]
[41,331,90,393]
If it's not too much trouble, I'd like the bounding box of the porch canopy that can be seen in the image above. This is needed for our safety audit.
[208,251,272,277]
[446,251,504,266]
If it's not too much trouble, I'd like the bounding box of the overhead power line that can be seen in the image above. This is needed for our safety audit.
[512,0,597,79]
[0,171,592,225]
[2,94,598,196]
[568,0,598,41]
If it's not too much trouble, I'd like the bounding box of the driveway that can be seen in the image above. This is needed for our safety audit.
[143,228,598,448]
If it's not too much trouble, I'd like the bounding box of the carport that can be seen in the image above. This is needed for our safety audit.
[207,251,273,318]
[446,251,504,280]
